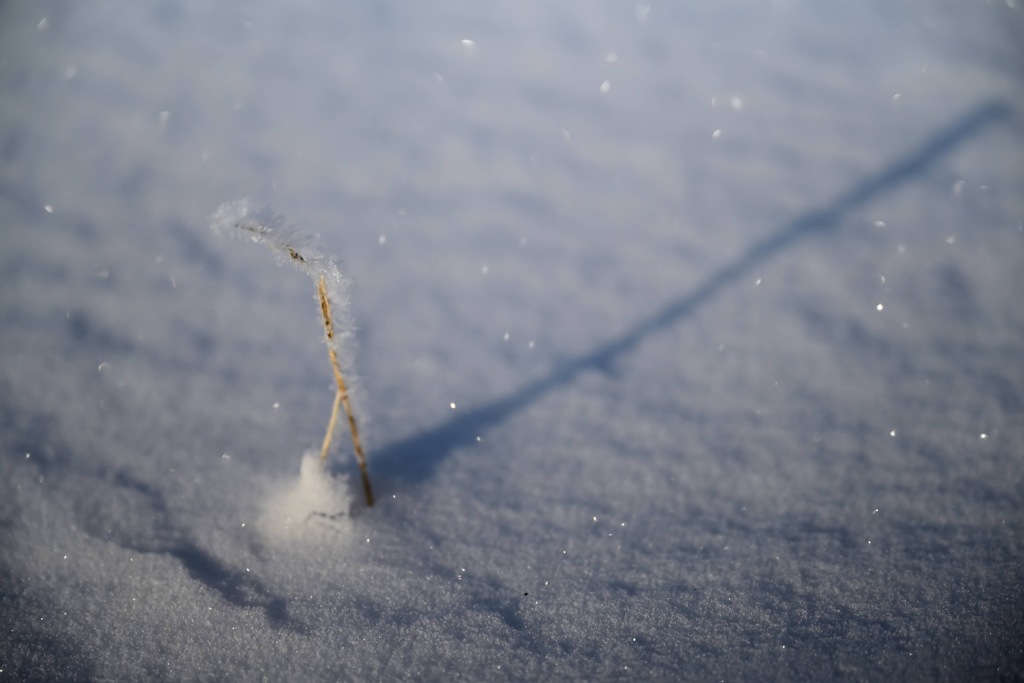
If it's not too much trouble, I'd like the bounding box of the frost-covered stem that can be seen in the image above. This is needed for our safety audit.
[318,276,374,507]
[319,389,343,464]
[211,198,374,508]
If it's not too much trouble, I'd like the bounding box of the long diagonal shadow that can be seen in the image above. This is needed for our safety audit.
[369,100,1014,487]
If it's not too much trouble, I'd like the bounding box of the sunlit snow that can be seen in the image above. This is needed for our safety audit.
[1,1,1022,680]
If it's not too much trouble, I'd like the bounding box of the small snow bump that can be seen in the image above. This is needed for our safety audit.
[890,430,897,437]
[712,129,722,139]
[378,234,387,245]
[44,204,54,213]
[730,95,744,110]
[600,80,611,95]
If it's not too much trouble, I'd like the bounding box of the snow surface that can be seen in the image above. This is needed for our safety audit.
[2,1,1023,680]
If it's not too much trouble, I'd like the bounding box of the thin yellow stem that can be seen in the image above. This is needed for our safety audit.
[317,276,374,507]
[319,389,343,463]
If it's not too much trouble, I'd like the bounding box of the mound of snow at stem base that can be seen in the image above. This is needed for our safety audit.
[260,451,353,543]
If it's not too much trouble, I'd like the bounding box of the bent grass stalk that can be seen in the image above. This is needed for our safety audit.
[211,199,374,507]
[317,275,374,507]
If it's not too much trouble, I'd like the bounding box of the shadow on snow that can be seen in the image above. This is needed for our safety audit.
[370,99,1016,487]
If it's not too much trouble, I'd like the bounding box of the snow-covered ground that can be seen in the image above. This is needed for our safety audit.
[2,1,1022,679]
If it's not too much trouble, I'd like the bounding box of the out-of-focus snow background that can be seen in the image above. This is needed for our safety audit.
[2,1,1022,680]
